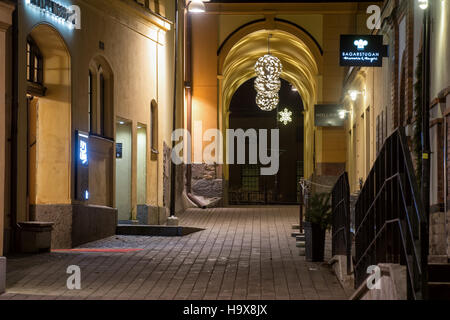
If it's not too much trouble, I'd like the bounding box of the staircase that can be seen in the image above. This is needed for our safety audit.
[428,262,450,300]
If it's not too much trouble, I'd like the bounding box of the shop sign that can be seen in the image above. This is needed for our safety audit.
[340,35,387,67]
[315,104,345,127]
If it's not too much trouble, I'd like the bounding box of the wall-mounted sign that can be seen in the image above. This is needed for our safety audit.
[315,104,345,127]
[340,35,387,67]
[26,0,82,30]
[76,131,89,201]
[116,143,123,159]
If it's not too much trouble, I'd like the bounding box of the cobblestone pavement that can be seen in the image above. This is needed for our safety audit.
[0,207,351,300]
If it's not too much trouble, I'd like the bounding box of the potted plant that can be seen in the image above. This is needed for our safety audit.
[304,192,332,262]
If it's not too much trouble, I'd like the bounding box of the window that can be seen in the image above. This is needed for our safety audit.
[88,57,113,138]
[150,100,158,154]
[99,72,105,136]
[241,165,260,192]
[26,37,45,96]
[26,37,43,84]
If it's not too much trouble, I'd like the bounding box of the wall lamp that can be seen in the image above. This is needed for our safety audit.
[187,0,209,13]
[418,0,429,10]
[348,89,365,101]
[339,110,351,119]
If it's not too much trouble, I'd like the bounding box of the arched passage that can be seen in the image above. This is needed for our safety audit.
[228,78,304,204]
[218,25,320,197]
[27,24,71,208]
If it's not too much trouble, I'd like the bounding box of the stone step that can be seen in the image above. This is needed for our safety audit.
[292,224,300,230]
[117,225,204,237]
[296,235,306,242]
[428,263,450,283]
[428,282,450,300]
[296,241,306,248]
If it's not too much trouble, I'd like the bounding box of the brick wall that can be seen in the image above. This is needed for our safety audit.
[395,0,415,129]
[405,1,415,124]
[447,116,450,204]
[437,122,444,204]
[391,22,399,130]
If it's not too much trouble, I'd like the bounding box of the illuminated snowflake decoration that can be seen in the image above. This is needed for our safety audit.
[279,108,293,125]
[254,54,283,111]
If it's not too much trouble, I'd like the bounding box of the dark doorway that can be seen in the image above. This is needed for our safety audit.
[228,78,304,205]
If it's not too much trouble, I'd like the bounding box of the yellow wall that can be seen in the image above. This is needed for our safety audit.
[0,1,14,256]
[15,0,177,223]
[30,25,72,205]
[192,15,218,158]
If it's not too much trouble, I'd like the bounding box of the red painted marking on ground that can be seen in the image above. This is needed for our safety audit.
[52,248,144,253]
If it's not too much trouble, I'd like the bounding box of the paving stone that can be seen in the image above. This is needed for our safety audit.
[1,207,350,300]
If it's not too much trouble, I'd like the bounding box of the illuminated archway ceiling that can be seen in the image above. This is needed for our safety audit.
[222,29,319,113]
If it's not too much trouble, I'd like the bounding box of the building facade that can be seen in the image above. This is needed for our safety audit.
[3,0,183,252]
[0,0,14,294]
[185,2,383,205]
[343,0,450,260]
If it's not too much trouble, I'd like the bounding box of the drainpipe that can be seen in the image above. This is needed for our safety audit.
[445,115,448,258]
[10,5,18,253]
[185,10,192,194]
[421,0,432,300]
[169,0,179,218]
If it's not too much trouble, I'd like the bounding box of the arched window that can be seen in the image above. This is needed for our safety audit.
[26,36,45,96]
[88,57,114,138]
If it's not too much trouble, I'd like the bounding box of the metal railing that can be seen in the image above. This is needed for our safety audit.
[353,128,428,300]
[331,172,352,275]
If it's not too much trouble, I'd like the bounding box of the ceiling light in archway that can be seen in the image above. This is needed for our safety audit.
[188,0,206,13]
[254,35,283,112]
[256,91,280,112]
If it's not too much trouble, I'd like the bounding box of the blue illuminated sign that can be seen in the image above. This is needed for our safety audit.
[79,140,88,166]
[76,131,89,202]
[78,133,89,166]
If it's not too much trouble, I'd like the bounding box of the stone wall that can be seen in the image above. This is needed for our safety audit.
[191,164,223,200]
[430,210,449,260]
[163,142,171,209]
[30,205,73,249]
[30,204,117,249]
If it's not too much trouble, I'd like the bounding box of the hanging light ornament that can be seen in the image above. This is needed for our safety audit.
[256,91,279,112]
[254,35,283,111]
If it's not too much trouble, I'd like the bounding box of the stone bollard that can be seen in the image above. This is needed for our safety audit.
[18,222,54,254]
[0,256,5,294]
[167,216,180,226]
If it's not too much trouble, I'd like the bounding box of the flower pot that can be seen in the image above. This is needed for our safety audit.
[304,221,326,262]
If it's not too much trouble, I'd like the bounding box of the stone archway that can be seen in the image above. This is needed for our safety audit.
[217,22,321,201]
